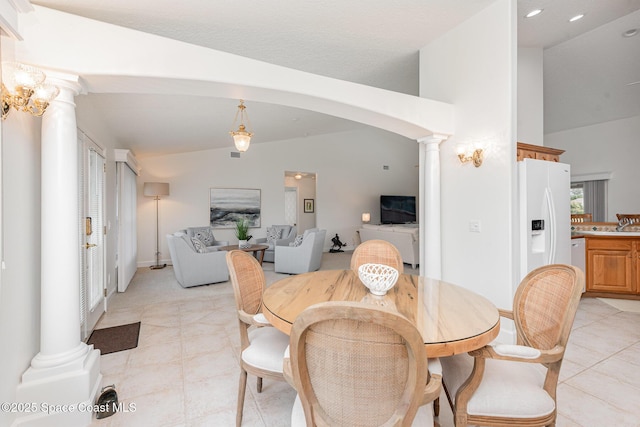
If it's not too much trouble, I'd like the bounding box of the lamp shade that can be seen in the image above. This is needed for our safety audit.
[362,212,371,222]
[143,182,170,197]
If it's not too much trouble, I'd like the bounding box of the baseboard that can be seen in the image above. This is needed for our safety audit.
[137,259,172,269]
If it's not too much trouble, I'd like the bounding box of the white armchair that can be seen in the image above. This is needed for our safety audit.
[166,233,229,288]
[274,229,326,274]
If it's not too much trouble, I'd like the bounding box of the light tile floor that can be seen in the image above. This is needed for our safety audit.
[90,253,640,427]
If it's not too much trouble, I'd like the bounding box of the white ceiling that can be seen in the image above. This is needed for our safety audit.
[30,0,640,157]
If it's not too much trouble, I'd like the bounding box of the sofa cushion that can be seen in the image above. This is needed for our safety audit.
[361,224,383,230]
[190,237,206,253]
[266,227,283,243]
[187,227,215,246]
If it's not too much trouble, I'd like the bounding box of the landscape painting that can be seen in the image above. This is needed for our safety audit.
[210,188,261,228]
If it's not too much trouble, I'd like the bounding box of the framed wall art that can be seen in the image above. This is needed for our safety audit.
[210,188,261,228]
[304,198,314,213]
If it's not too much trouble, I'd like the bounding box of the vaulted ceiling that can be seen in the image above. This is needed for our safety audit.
[30,0,640,156]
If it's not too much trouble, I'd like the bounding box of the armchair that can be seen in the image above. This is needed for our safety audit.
[441,264,584,427]
[274,229,326,274]
[255,224,297,262]
[166,233,229,288]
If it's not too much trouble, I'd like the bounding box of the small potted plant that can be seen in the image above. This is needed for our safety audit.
[235,218,252,248]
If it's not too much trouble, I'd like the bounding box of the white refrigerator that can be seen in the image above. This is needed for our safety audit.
[519,158,571,279]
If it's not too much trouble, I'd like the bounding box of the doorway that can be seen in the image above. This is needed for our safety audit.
[284,171,316,234]
[79,132,107,340]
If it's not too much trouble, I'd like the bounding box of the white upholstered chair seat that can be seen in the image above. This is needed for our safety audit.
[442,352,554,419]
[290,395,434,426]
[243,327,290,373]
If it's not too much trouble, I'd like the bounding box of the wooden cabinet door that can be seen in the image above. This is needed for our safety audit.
[587,249,635,293]
[636,243,640,295]
[517,148,536,161]
[535,152,559,162]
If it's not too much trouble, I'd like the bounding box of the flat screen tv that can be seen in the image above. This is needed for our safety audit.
[380,195,416,224]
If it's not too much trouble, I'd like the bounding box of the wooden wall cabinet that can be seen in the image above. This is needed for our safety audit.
[517,142,565,162]
[586,237,639,296]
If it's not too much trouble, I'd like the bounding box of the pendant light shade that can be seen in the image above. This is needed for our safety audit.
[230,100,253,152]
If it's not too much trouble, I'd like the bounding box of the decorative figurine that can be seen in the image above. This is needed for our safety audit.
[330,233,346,253]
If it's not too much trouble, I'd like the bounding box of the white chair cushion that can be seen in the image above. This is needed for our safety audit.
[253,312,271,326]
[493,343,541,359]
[243,327,290,373]
[428,357,442,376]
[441,352,554,419]
[290,394,434,426]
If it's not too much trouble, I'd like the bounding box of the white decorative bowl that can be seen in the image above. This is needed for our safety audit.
[358,263,399,296]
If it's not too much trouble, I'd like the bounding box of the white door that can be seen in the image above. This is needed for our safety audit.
[80,135,107,340]
[117,161,138,292]
[284,187,297,227]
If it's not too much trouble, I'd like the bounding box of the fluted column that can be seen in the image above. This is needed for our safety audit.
[16,73,101,427]
[417,135,448,280]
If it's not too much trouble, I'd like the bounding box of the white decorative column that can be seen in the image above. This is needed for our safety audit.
[417,135,448,280]
[16,74,101,427]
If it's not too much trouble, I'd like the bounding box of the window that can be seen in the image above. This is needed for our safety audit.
[570,180,607,221]
[570,183,584,214]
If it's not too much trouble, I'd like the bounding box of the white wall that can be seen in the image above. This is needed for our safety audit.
[420,0,517,315]
[517,47,544,146]
[136,127,419,266]
[545,115,640,220]
[0,112,42,427]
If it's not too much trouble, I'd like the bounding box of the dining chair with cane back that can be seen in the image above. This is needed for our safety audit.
[226,250,290,426]
[616,213,640,221]
[351,239,404,274]
[440,264,584,427]
[570,213,592,223]
[284,301,442,426]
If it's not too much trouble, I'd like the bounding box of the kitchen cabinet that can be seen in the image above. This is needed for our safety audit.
[516,142,565,162]
[585,237,639,296]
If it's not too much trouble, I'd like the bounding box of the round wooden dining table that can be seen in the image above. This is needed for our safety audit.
[262,269,500,357]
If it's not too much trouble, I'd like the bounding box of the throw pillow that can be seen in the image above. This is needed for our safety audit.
[266,227,282,243]
[191,237,206,253]
[190,227,215,246]
[290,234,304,247]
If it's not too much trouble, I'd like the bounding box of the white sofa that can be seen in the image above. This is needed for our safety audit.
[358,224,419,269]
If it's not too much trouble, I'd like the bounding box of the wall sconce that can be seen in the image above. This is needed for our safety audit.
[456,144,484,167]
[362,212,371,223]
[1,62,59,120]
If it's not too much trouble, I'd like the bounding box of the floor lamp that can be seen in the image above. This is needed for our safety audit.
[144,182,170,269]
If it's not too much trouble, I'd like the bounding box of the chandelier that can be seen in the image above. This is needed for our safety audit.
[229,99,253,152]
[1,62,59,120]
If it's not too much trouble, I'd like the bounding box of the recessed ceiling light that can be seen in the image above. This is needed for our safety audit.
[623,28,638,37]
[525,9,543,18]
[569,14,585,23]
